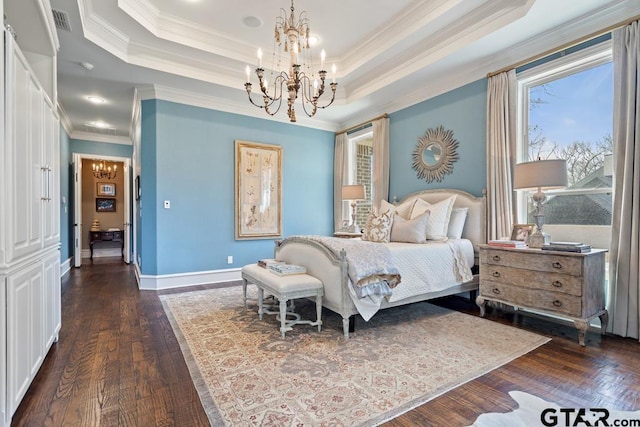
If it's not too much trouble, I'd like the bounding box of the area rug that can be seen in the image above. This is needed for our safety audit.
[160,285,550,426]
[469,391,640,427]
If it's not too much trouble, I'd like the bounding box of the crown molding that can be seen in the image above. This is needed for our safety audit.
[70,130,133,145]
[134,84,340,132]
[78,0,130,62]
[57,102,74,136]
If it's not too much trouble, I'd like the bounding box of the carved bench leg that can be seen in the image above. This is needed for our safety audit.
[258,287,264,320]
[242,278,248,308]
[280,298,288,339]
[315,294,323,332]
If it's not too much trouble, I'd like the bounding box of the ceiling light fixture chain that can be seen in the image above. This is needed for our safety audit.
[244,0,337,122]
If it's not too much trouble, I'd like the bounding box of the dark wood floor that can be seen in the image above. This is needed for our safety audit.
[12,258,640,426]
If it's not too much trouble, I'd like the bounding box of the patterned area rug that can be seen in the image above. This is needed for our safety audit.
[469,391,640,427]
[161,286,550,426]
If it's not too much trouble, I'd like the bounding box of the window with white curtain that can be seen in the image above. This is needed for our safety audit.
[341,127,373,228]
[516,41,613,249]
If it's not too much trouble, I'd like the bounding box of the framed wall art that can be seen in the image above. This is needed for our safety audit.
[97,182,116,196]
[235,140,282,240]
[96,198,116,212]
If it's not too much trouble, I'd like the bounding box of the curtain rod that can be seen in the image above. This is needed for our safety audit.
[336,113,388,135]
[487,14,640,78]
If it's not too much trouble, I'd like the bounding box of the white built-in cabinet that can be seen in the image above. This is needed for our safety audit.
[1,28,61,425]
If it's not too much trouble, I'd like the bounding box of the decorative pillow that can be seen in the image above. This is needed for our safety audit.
[380,198,415,220]
[362,210,393,243]
[447,207,469,239]
[390,211,429,243]
[410,195,457,241]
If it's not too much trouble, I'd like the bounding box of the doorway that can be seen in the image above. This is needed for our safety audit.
[72,153,131,267]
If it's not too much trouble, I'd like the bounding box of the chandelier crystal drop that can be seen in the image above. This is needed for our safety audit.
[244,0,337,122]
[92,160,117,180]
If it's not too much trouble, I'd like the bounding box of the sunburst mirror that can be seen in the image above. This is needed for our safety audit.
[411,125,460,182]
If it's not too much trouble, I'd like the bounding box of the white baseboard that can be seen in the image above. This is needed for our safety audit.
[61,257,72,277]
[137,267,242,290]
[81,248,122,258]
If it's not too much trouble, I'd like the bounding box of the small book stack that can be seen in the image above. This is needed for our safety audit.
[542,242,592,253]
[269,263,307,276]
[257,258,285,268]
[487,240,527,248]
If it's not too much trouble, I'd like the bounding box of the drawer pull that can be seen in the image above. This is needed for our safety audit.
[552,262,563,269]
[552,300,563,307]
[492,255,501,262]
[552,280,563,288]
[492,271,501,278]
[492,288,501,295]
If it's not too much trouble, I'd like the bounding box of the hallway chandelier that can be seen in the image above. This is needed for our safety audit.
[244,0,337,122]
[92,160,117,180]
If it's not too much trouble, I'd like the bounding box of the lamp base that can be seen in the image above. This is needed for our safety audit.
[527,230,550,248]
[348,223,361,234]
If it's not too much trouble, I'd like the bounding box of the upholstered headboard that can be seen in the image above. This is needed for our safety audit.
[396,189,487,251]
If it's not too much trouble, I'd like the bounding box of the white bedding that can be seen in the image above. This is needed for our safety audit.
[349,239,474,320]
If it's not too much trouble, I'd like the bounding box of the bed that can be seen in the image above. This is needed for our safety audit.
[274,189,487,338]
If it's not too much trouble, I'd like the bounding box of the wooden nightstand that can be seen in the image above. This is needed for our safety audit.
[333,232,363,239]
[476,245,608,346]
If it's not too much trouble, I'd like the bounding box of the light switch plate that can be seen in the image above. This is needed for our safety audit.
[164,200,170,209]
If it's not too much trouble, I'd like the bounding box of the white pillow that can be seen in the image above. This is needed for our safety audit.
[447,207,468,239]
[390,212,429,243]
[410,195,457,241]
[362,210,393,243]
[380,198,415,220]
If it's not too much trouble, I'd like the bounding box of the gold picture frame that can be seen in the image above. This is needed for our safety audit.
[510,223,534,242]
[235,140,282,240]
[97,182,116,196]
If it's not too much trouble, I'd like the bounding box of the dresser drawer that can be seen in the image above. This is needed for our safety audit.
[480,281,582,317]
[480,265,582,296]
[481,249,582,276]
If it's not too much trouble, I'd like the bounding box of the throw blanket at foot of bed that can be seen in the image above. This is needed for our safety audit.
[285,235,401,299]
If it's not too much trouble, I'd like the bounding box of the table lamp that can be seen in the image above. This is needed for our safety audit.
[342,184,366,233]
[513,159,567,248]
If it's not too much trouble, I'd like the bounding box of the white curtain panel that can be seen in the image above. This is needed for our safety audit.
[609,20,640,340]
[372,117,390,211]
[334,132,349,232]
[486,70,516,241]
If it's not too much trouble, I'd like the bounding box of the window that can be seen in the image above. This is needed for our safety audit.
[516,41,613,249]
[341,128,373,229]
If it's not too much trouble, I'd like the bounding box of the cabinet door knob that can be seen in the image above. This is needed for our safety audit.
[492,271,501,278]
[492,255,501,262]
[552,300,563,307]
[552,262,563,269]
[552,280,563,288]
[492,288,501,295]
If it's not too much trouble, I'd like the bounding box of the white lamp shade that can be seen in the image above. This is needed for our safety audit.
[342,184,365,200]
[513,159,568,190]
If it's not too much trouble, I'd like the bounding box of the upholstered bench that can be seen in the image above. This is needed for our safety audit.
[241,264,324,339]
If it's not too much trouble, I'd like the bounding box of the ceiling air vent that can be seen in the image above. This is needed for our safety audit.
[52,9,72,32]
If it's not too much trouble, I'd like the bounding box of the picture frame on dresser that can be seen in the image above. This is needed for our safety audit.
[510,223,534,242]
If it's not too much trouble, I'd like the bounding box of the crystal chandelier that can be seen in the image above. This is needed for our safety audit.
[244,0,337,122]
[92,160,117,180]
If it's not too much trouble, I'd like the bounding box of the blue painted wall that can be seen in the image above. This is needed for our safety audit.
[140,100,335,276]
[59,126,71,263]
[388,78,488,200]
[69,139,133,158]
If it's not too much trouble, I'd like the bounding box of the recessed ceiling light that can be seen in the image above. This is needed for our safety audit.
[85,121,110,129]
[243,16,263,28]
[87,96,105,104]
[308,34,320,46]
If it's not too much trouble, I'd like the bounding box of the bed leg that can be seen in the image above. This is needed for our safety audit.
[342,317,350,339]
[470,290,477,303]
